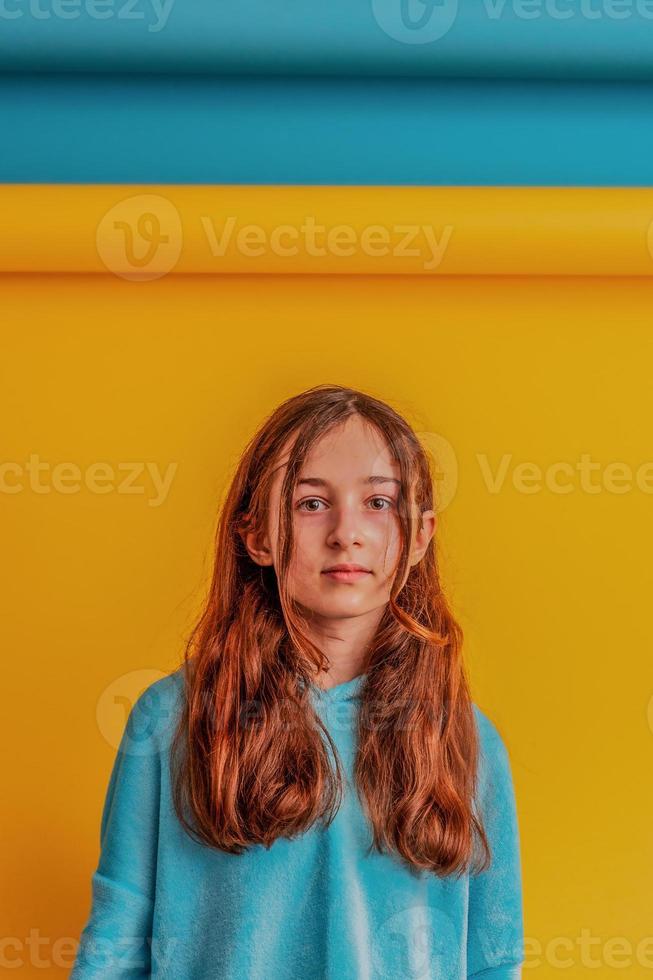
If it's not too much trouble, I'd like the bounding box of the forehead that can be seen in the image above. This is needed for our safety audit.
[272,416,399,487]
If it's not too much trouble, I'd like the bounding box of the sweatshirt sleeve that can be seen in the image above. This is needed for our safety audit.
[71,677,172,978]
[466,707,525,980]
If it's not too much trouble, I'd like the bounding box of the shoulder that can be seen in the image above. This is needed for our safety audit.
[471,702,515,790]
[140,663,185,704]
[471,702,510,753]
[121,665,186,756]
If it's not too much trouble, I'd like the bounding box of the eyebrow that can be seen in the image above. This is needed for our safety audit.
[296,476,401,489]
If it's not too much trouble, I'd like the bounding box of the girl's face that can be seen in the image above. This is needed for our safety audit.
[246,414,435,623]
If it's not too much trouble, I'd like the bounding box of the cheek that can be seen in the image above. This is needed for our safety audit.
[287,522,322,572]
[377,523,404,576]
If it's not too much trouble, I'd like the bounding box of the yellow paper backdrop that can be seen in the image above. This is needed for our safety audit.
[2,271,652,977]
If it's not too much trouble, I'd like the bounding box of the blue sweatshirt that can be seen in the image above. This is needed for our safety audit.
[71,667,524,979]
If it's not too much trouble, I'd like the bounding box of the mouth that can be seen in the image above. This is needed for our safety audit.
[322,565,372,582]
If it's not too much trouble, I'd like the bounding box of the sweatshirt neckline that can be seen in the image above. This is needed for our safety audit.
[308,672,365,704]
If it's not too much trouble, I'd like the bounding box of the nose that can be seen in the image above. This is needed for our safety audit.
[325,503,364,549]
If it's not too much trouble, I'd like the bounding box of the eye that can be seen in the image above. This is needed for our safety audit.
[297,497,327,512]
[368,496,394,511]
[296,496,394,512]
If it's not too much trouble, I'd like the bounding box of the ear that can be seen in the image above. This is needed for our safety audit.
[409,509,436,567]
[242,526,275,567]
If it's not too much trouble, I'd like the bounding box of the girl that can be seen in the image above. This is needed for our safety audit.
[71,383,524,979]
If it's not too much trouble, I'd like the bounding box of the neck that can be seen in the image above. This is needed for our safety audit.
[304,604,385,690]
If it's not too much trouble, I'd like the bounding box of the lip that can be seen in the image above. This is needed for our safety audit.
[322,563,371,573]
[322,564,372,582]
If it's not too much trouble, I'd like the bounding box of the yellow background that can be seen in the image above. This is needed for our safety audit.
[2,271,652,977]
[3,185,653,275]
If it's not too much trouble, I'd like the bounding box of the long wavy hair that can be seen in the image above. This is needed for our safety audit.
[169,383,491,877]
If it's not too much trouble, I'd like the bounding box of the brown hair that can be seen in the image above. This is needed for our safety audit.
[169,383,491,877]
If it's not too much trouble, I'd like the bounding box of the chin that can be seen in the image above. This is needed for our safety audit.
[325,600,370,616]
